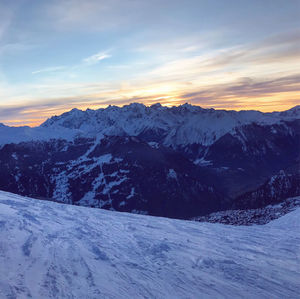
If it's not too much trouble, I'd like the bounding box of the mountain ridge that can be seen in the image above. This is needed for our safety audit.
[1,103,299,147]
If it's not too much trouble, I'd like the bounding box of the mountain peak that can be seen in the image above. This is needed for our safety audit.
[279,105,300,118]
[150,103,163,109]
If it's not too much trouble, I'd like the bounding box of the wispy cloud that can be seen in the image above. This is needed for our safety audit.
[2,30,300,126]
[1,71,299,127]
[32,66,66,74]
[83,51,111,65]
[31,50,111,76]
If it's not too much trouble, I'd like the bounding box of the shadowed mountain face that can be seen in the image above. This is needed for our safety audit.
[234,171,300,210]
[0,137,223,218]
[197,120,300,198]
[0,104,299,218]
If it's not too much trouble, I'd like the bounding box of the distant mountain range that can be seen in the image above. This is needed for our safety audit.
[0,103,299,219]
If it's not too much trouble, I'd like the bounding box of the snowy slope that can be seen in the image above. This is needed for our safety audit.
[0,191,299,298]
[0,123,78,147]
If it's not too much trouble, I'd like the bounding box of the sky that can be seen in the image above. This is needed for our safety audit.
[0,0,299,126]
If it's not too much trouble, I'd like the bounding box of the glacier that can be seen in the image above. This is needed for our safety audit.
[0,191,299,298]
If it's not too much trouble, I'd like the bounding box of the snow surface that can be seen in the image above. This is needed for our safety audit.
[1,103,299,147]
[0,191,299,298]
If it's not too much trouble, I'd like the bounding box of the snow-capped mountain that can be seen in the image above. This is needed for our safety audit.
[1,103,299,148]
[0,122,78,146]
[0,191,299,298]
[0,103,299,219]
[41,103,300,147]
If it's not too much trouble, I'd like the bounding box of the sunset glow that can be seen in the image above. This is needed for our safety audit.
[0,0,299,126]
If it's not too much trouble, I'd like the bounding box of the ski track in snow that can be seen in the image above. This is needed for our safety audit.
[0,191,299,298]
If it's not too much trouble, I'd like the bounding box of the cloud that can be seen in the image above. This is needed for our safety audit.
[2,29,299,125]
[181,74,300,99]
[32,66,66,74]
[1,71,299,127]
[82,52,111,65]
[31,50,111,76]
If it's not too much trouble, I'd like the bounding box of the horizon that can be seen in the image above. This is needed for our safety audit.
[0,1,300,126]
[1,102,299,128]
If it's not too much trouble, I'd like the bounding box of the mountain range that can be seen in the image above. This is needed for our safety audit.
[0,103,299,219]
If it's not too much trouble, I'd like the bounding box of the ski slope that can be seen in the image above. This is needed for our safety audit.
[0,191,299,298]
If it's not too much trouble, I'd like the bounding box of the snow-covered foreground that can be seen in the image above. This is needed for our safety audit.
[0,191,299,298]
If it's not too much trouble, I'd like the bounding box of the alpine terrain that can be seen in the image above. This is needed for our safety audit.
[0,103,299,220]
